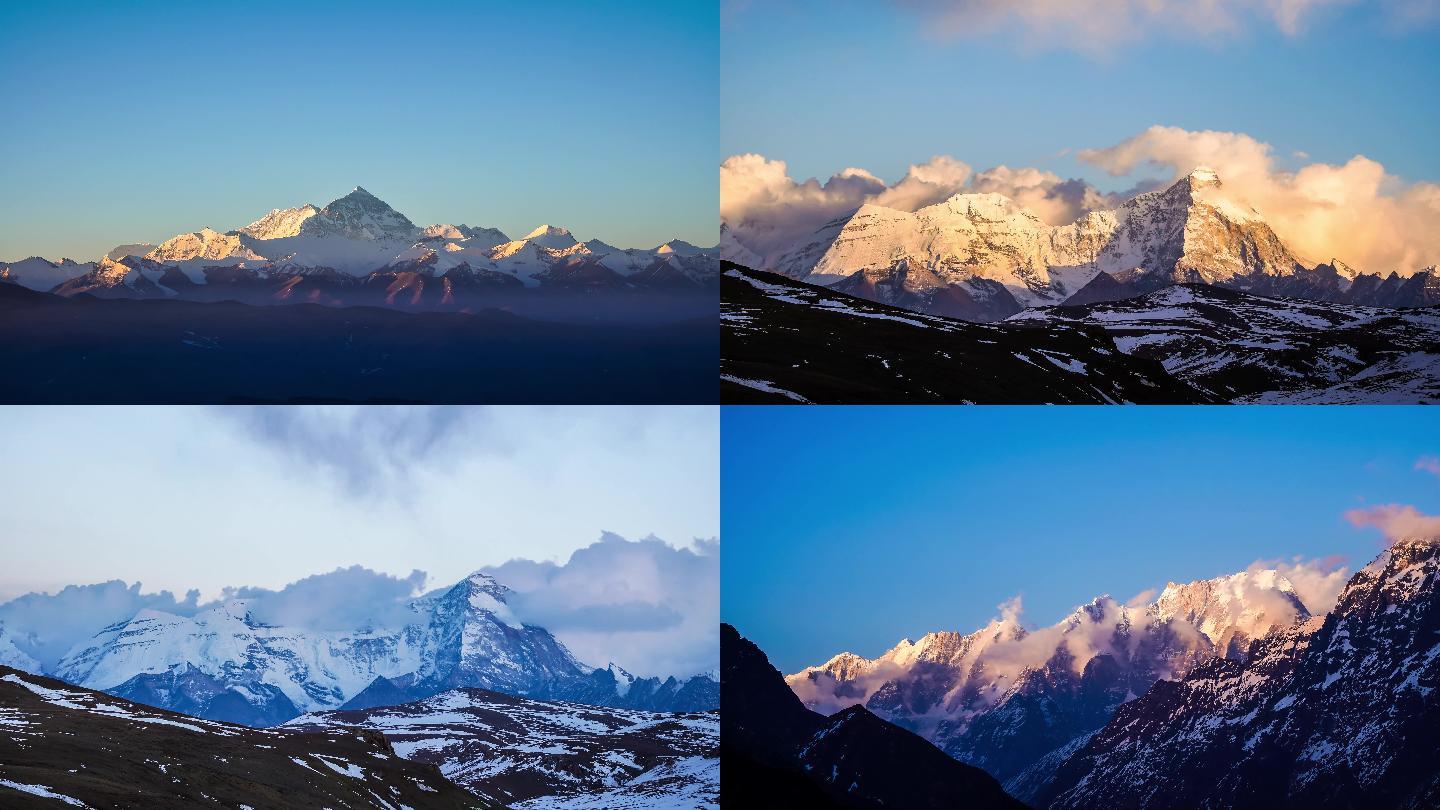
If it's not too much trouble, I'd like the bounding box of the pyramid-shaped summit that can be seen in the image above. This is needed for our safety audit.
[300,186,418,241]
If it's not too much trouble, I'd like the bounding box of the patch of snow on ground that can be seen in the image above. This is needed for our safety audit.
[0,778,91,807]
[720,374,811,403]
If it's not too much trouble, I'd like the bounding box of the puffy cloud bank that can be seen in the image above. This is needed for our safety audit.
[0,581,202,670]
[722,125,1440,275]
[893,0,1433,54]
[0,534,716,679]
[1346,504,1440,544]
[0,568,429,671]
[481,532,719,678]
[1081,125,1440,272]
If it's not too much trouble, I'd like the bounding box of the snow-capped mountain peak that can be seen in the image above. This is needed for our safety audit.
[605,661,637,696]
[300,186,418,241]
[524,223,570,239]
[656,239,704,256]
[146,227,264,264]
[1043,538,1440,808]
[519,224,578,250]
[239,204,320,239]
[1151,568,1310,659]
[1184,165,1222,188]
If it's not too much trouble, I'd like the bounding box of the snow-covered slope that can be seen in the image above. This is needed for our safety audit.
[38,572,715,727]
[1042,537,1440,809]
[786,568,1312,797]
[288,688,718,809]
[1010,285,1440,403]
[0,623,40,671]
[238,204,320,239]
[1153,569,1311,659]
[721,264,1212,404]
[0,666,489,809]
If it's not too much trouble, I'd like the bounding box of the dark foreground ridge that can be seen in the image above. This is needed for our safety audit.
[721,262,1211,404]
[721,623,1027,809]
[0,284,717,404]
[0,666,491,809]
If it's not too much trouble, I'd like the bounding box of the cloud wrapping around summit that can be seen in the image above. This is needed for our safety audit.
[720,152,1127,265]
[1082,125,1440,273]
[721,125,1440,274]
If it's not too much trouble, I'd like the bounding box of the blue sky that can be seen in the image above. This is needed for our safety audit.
[0,406,718,600]
[722,406,1440,672]
[0,405,719,675]
[722,0,1440,192]
[0,1,717,261]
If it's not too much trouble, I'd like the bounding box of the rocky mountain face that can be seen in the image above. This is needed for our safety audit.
[786,570,1312,802]
[1,187,717,312]
[0,666,487,809]
[728,167,1435,320]
[1041,538,1440,809]
[722,623,1025,810]
[30,572,715,727]
[721,263,1211,404]
[1010,285,1440,404]
[288,687,718,809]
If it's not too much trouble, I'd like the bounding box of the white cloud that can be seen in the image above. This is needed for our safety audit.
[720,153,890,264]
[1079,125,1440,273]
[896,0,1388,55]
[222,566,428,632]
[1248,556,1350,615]
[0,406,718,603]
[482,533,719,678]
[1345,504,1440,544]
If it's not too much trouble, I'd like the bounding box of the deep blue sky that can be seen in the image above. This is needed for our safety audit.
[722,1,1440,193]
[0,1,717,260]
[722,406,1440,672]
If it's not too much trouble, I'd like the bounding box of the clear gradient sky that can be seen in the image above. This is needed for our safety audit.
[722,406,1440,673]
[0,1,717,261]
[722,0,1440,193]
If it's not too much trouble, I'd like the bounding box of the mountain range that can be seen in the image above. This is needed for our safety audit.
[786,568,1311,801]
[724,167,1437,321]
[3,572,717,728]
[1,187,718,315]
[721,262,1440,404]
[779,539,1440,808]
